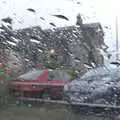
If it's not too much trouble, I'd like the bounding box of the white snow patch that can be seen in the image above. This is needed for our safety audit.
[11,37,20,43]
[74,59,80,62]
[25,58,29,62]
[84,64,93,69]
[0,29,4,32]
[38,49,43,53]
[30,39,40,44]
[7,41,16,46]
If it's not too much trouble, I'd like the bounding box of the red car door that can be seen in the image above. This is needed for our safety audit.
[45,70,71,99]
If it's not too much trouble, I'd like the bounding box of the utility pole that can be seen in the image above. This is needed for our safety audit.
[116,15,119,61]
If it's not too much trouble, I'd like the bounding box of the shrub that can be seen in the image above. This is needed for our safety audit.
[60,67,77,80]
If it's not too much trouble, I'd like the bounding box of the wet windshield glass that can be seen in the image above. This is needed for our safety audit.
[1,0,120,120]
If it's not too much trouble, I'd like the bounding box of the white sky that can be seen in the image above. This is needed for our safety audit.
[0,0,120,51]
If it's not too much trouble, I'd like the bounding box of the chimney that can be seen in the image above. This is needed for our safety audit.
[76,13,83,26]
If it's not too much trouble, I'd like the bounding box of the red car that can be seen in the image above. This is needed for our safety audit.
[9,69,71,100]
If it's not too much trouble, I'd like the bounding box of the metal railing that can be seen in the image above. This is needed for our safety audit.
[10,96,120,109]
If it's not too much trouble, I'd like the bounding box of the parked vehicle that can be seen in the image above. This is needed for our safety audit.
[64,67,120,107]
[9,69,71,100]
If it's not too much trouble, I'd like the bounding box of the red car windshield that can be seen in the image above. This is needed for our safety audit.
[17,70,43,79]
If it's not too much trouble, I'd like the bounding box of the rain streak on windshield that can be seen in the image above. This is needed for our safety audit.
[0,0,120,120]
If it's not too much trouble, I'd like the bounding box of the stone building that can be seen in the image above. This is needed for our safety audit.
[0,14,108,75]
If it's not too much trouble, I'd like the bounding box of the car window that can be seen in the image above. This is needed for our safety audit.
[59,71,71,80]
[46,71,55,80]
[47,71,71,80]
[17,70,42,79]
[47,71,63,80]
